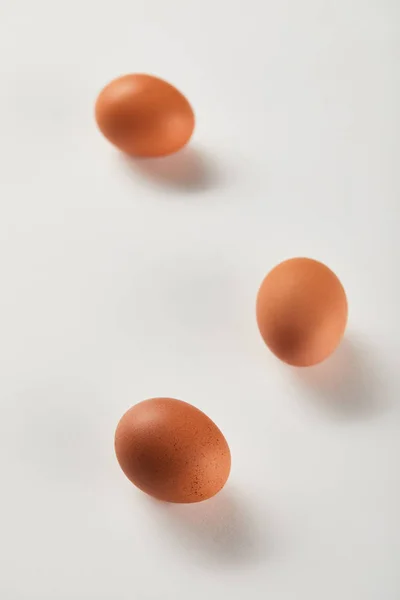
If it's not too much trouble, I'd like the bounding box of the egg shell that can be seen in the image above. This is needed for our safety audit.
[114,398,231,503]
[256,257,348,367]
[95,74,195,157]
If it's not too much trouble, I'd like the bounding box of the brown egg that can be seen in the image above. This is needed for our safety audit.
[115,398,231,503]
[256,257,348,367]
[95,74,195,157]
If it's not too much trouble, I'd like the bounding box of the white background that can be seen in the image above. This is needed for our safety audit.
[0,1,399,598]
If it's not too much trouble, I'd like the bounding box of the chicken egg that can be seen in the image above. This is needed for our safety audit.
[95,74,195,157]
[256,257,348,367]
[115,398,231,503]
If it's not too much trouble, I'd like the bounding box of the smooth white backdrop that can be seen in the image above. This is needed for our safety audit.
[0,1,399,598]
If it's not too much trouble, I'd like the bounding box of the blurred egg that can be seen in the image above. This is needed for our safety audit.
[95,74,195,157]
[256,257,348,367]
[115,398,231,503]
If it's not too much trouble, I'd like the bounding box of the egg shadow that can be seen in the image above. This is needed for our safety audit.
[146,487,269,568]
[293,335,385,420]
[119,146,222,193]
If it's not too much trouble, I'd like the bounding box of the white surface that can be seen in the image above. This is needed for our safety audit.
[0,1,399,598]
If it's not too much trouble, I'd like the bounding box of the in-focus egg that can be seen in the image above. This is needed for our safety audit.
[95,74,195,157]
[115,398,231,503]
[256,257,348,367]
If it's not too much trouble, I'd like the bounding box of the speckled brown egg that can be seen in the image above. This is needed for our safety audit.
[114,398,231,503]
[256,257,348,367]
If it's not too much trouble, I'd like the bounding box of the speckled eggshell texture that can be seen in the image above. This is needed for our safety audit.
[114,398,231,503]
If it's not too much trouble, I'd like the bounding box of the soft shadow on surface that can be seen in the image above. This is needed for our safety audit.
[294,336,384,419]
[146,488,269,567]
[119,146,222,193]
